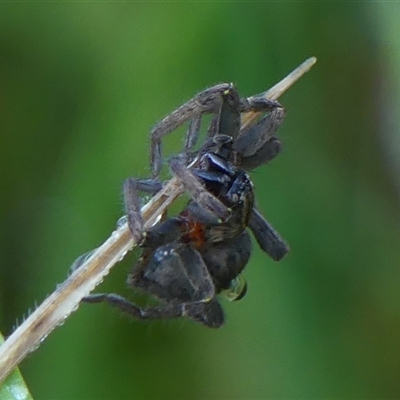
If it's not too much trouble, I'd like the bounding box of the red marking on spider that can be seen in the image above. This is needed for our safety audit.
[179,210,206,248]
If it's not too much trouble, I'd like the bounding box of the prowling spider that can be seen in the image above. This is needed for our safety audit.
[82,85,289,328]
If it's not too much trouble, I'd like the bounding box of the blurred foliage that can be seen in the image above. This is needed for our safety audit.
[0,334,32,400]
[1,3,400,399]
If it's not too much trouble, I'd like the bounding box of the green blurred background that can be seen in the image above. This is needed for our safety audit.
[1,3,400,399]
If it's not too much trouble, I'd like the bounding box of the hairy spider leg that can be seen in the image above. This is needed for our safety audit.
[83,293,225,328]
[234,107,285,170]
[248,208,289,261]
[150,83,232,178]
[168,157,231,223]
[122,178,144,244]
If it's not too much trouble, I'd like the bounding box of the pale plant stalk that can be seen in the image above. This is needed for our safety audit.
[0,57,317,384]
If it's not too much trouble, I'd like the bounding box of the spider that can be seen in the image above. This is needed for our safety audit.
[82,85,289,328]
